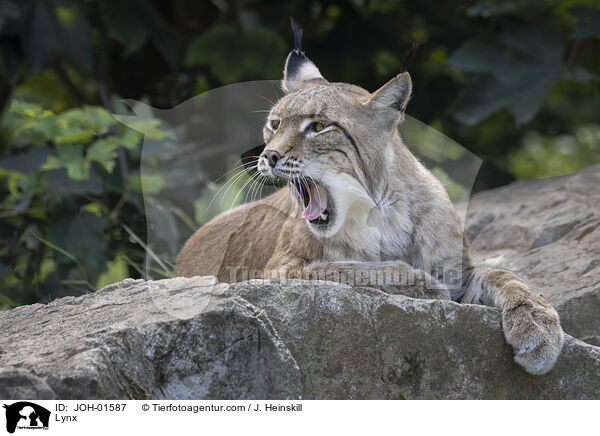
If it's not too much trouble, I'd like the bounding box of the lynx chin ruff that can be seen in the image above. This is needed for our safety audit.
[175,27,564,375]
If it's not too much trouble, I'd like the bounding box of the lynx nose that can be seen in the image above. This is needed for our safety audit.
[263,149,281,168]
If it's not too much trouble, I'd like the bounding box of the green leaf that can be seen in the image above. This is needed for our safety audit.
[59,106,117,132]
[448,25,566,125]
[101,0,148,54]
[571,6,600,40]
[14,116,59,143]
[96,255,129,289]
[185,24,286,82]
[43,143,90,180]
[0,293,17,308]
[44,166,103,195]
[0,147,53,173]
[127,172,166,194]
[452,73,558,126]
[40,155,62,172]
[22,224,41,250]
[430,167,469,202]
[87,137,120,173]
[119,128,142,151]
[38,257,56,283]
[33,231,94,290]
[8,99,44,117]
[50,212,108,288]
[12,191,32,215]
[113,117,174,140]
[54,128,94,145]
[80,202,104,217]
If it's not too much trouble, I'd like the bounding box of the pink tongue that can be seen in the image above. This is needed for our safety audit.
[301,182,328,221]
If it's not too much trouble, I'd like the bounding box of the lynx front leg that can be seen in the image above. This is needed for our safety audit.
[461,266,564,375]
[291,260,452,300]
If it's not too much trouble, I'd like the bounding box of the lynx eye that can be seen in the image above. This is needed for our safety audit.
[306,121,330,134]
[268,119,280,131]
[312,122,325,132]
[302,119,334,137]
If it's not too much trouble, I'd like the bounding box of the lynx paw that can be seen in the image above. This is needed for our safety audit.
[502,303,565,375]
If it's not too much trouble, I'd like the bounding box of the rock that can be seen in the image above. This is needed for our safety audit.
[1,165,599,399]
[0,277,599,399]
[0,278,302,400]
[0,367,57,400]
[464,164,600,346]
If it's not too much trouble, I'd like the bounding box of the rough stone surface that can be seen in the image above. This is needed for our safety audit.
[0,277,599,400]
[463,164,600,346]
[1,165,599,400]
[0,278,302,400]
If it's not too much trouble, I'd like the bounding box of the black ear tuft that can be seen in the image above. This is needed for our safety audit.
[282,19,327,93]
[286,18,306,79]
[400,41,420,73]
[290,17,303,53]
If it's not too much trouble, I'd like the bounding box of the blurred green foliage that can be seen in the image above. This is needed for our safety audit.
[0,98,172,307]
[0,0,599,306]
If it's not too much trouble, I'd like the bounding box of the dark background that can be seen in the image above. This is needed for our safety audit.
[0,0,599,307]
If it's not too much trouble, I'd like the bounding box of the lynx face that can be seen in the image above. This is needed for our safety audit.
[257,48,411,238]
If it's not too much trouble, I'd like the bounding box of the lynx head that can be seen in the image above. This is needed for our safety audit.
[257,24,412,238]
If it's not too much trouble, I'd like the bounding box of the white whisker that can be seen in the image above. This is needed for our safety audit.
[257,175,268,203]
[230,171,261,211]
[251,175,266,204]
[204,166,252,214]
[257,94,277,107]
[246,171,264,205]
[214,158,259,183]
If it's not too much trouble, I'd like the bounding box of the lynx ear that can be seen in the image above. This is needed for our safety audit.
[282,20,328,93]
[368,72,412,118]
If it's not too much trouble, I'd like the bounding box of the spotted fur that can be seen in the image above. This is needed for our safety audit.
[175,34,564,375]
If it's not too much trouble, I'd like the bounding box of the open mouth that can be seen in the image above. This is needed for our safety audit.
[291,178,332,226]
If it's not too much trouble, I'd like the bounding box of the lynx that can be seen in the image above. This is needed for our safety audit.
[175,24,564,375]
